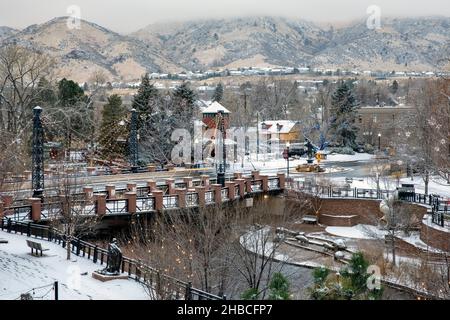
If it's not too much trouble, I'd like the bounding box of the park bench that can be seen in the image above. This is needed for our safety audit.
[302,215,318,224]
[26,240,49,256]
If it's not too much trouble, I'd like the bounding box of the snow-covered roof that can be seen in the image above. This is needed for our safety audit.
[258,120,299,134]
[201,101,231,114]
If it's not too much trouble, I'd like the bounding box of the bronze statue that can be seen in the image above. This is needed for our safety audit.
[101,238,123,275]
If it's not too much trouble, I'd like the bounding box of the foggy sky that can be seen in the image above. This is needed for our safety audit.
[1,0,449,33]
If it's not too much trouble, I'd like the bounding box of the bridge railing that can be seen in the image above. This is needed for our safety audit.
[106,199,127,214]
[136,197,155,212]
[268,178,280,190]
[186,193,199,207]
[0,218,224,300]
[251,180,263,193]
[221,188,229,202]
[4,205,32,221]
[205,190,215,204]
[163,195,179,209]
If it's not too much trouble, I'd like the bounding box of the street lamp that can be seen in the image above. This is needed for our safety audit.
[286,141,290,178]
[378,133,382,151]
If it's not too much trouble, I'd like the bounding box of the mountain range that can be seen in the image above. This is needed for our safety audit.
[1,16,449,82]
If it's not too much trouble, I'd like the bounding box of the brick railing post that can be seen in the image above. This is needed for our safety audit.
[87,167,96,176]
[105,185,116,199]
[0,201,4,220]
[195,187,206,207]
[24,170,32,180]
[29,198,42,222]
[234,179,246,198]
[260,175,269,192]
[277,173,286,190]
[211,184,222,204]
[175,189,187,208]
[1,195,13,208]
[244,176,253,194]
[83,186,94,201]
[183,177,193,189]
[201,175,210,189]
[95,194,107,216]
[251,170,260,180]
[125,192,137,214]
[127,183,137,192]
[147,180,157,192]
[165,179,175,195]
[152,190,163,211]
[225,182,236,200]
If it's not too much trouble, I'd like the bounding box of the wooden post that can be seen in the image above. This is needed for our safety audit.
[29,198,42,222]
[125,192,137,214]
[195,186,206,207]
[95,194,107,216]
[152,190,163,211]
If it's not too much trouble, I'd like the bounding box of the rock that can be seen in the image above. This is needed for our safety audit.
[334,239,347,250]
[334,251,345,260]
[295,235,309,243]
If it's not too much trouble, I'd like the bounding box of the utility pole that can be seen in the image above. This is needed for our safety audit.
[32,106,44,199]
[129,108,139,173]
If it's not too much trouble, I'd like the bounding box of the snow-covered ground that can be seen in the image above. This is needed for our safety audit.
[0,231,148,300]
[225,152,374,172]
[331,175,450,198]
[325,223,447,253]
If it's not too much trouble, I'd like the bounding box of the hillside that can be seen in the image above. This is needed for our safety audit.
[1,16,449,82]
[0,17,182,83]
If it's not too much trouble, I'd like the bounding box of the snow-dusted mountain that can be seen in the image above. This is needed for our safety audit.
[1,16,450,82]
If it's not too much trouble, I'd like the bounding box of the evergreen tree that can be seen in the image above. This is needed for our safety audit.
[268,273,291,300]
[58,78,85,107]
[212,83,224,102]
[36,77,57,106]
[132,73,159,127]
[329,81,359,148]
[99,94,127,161]
[309,252,383,300]
[172,81,196,129]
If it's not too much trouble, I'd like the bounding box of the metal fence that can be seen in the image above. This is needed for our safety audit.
[0,219,224,300]
[289,182,448,228]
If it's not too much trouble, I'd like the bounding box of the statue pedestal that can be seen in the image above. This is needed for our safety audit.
[92,271,129,282]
